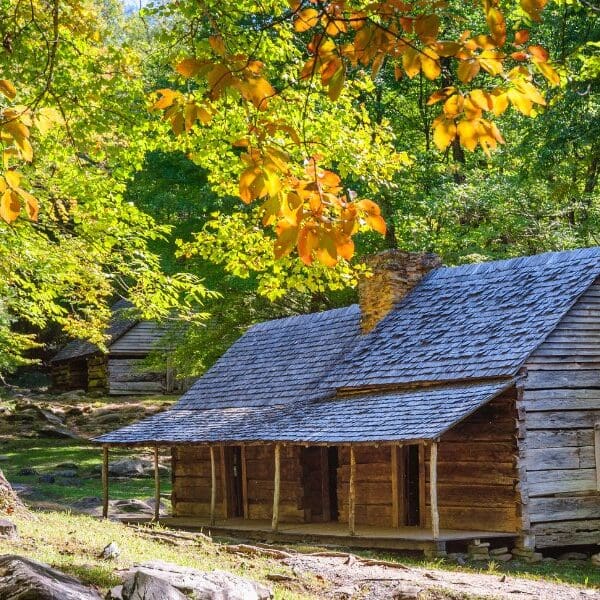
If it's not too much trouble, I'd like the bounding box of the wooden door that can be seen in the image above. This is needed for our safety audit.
[391,445,421,527]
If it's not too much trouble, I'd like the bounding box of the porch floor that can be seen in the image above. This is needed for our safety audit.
[120,516,517,553]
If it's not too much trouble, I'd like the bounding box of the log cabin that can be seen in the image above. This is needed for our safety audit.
[50,300,180,395]
[96,248,600,553]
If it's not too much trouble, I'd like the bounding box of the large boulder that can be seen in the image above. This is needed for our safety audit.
[0,554,102,599]
[108,571,187,600]
[122,560,272,600]
[0,519,18,540]
[108,459,147,478]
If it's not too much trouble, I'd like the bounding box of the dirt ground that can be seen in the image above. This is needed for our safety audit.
[283,552,600,599]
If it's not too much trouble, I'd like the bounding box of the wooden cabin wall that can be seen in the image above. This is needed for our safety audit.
[171,446,226,518]
[337,446,394,526]
[51,359,90,392]
[520,279,600,548]
[87,355,108,392]
[425,389,521,533]
[244,445,305,523]
[109,322,166,355]
[171,445,305,523]
[108,358,164,395]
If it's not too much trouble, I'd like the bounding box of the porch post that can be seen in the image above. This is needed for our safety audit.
[430,441,440,540]
[391,443,402,528]
[241,445,249,519]
[210,445,217,526]
[349,444,356,536]
[272,443,281,531]
[153,446,160,521]
[102,445,109,519]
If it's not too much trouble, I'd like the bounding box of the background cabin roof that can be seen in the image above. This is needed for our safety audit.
[322,247,600,391]
[96,379,512,444]
[50,300,138,363]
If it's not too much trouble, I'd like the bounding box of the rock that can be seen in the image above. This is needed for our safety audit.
[93,413,123,425]
[591,553,600,567]
[53,469,78,478]
[0,519,18,540]
[558,551,588,561]
[37,426,82,440]
[39,474,56,484]
[59,389,86,399]
[18,467,39,476]
[125,560,272,600]
[39,408,64,426]
[492,554,513,562]
[0,554,102,599]
[55,462,79,470]
[108,458,147,478]
[72,496,102,510]
[489,547,509,556]
[101,542,121,560]
[523,552,544,564]
[113,499,153,514]
[121,571,186,600]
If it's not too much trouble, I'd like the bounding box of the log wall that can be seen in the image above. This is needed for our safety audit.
[426,389,521,533]
[520,279,600,548]
[108,358,164,395]
[337,446,394,526]
[171,444,305,522]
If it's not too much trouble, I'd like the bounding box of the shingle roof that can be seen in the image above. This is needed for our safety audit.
[96,379,512,444]
[323,247,600,390]
[97,247,600,445]
[51,300,138,363]
[176,305,361,409]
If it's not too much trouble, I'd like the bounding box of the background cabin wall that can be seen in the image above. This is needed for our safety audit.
[520,279,600,548]
[108,358,164,395]
[425,389,521,533]
[337,446,394,526]
[51,358,92,392]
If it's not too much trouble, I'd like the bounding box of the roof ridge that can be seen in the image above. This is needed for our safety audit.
[433,246,600,278]
[251,303,359,331]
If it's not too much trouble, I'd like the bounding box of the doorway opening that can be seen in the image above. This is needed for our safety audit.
[404,445,420,526]
[302,446,339,522]
[224,446,244,518]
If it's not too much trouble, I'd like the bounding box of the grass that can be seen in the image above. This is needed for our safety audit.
[0,438,171,505]
[0,511,317,599]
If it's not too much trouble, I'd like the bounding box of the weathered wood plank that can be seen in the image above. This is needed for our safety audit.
[529,496,600,523]
[524,370,600,390]
[595,423,600,492]
[525,410,600,429]
[524,446,595,471]
[531,520,600,548]
[430,442,439,540]
[527,470,597,497]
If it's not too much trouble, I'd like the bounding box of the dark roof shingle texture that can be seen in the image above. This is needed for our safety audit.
[97,247,600,445]
[96,379,512,444]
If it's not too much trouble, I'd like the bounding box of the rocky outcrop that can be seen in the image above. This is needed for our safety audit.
[0,554,102,599]
[119,561,272,600]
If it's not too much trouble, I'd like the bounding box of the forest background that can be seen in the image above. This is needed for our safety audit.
[0,0,598,380]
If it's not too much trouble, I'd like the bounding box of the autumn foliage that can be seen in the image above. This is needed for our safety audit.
[150,0,559,266]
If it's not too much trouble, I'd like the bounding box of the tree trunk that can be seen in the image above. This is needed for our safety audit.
[0,469,23,514]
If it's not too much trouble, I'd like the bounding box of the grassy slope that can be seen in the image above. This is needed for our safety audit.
[0,511,316,599]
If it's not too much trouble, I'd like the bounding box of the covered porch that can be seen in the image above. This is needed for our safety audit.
[119,516,516,553]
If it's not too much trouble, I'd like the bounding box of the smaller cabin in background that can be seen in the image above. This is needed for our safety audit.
[50,301,184,395]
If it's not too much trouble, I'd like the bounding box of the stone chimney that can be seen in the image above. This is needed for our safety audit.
[358,250,442,333]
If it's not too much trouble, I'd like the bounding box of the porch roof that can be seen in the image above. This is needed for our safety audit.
[95,378,512,445]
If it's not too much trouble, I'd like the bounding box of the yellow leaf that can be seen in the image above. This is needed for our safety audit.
[366,214,387,235]
[402,48,421,78]
[335,233,354,260]
[491,91,509,116]
[486,7,506,45]
[432,117,457,151]
[209,35,226,56]
[263,168,281,197]
[457,59,480,83]
[295,8,320,32]
[535,61,560,86]
[239,168,259,203]
[176,58,205,78]
[478,50,504,76]
[0,80,16,100]
[507,88,533,115]
[241,77,276,110]
[457,119,479,151]
[298,225,319,265]
[328,66,345,101]
[469,89,492,111]
[15,187,38,220]
[515,80,546,105]
[184,103,197,132]
[414,14,440,44]
[4,170,21,189]
[420,50,441,80]
[0,189,20,223]
[443,94,464,118]
[274,221,299,259]
[520,0,547,22]
[152,89,179,110]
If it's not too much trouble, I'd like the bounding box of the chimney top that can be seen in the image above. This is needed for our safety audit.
[358,250,441,333]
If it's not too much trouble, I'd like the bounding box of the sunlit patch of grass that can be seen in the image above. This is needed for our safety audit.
[0,511,315,599]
